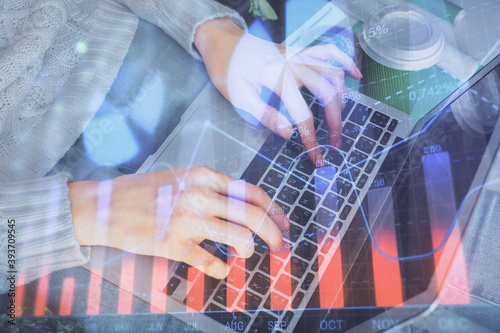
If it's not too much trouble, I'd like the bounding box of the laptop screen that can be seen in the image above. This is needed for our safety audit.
[304,55,500,332]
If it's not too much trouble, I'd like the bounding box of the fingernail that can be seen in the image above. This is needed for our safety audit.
[278,120,292,139]
[356,67,363,79]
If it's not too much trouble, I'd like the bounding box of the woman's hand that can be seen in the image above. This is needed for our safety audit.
[194,17,362,165]
[69,165,289,279]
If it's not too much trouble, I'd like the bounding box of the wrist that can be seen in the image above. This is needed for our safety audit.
[69,181,98,246]
[194,17,243,60]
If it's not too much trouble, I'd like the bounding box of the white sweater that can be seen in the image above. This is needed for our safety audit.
[0,0,245,293]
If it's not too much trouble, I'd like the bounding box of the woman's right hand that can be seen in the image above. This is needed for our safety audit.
[69,165,289,279]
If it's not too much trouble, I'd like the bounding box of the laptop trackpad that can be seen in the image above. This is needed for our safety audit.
[145,105,269,178]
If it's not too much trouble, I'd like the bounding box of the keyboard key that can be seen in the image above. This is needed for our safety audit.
[314,207,335,228]
[387,119,399,131]
[298,191,321,210]
[214,284,238,307]
[380,132,391,145]
[277,186,300,205]
[184,276,210,311]
[226,266,250,289]
[236,252,261,271]
[320,120,329,131]
[301,273,316,291]
[243,149,275,186]
[237,290,263,310]
[294,239,317,261]
[274,201,290,215]
[330,221,344,237]
[355,136,376,154]
[343,122,361,139]
[310,102,325,119]
[304,223,327,244]
[289,206,313,226]
[273,155,293,171]
[259,254,272,276]
[316,165,337,180]
[175,262,199,281]
[263,169,285,188]
[281,311,295,332]
[311,256,321,272]
[283,141,304,159]
[314,118,321,130]
[264,292,289,310]
[325,150,344,166]
[365,159,376,174]
[339,164,361,181]
[339,205,352,220]
[348,150,368,167]
[268,255,286,277]
[300,87,315,104]
[292,292,305,309]
[249,272,271,295]
[321,238,334,254]
[332,179,353,197]
[322,193,344,213]
[349,104,372,126]
[308,176,329,195]
[341,136,354,152]
[164,276,181,296]
[317,130,329,145]
[348,189,359,204]
[274,241,292,260]
[363,123,383,141]
[213,246,228,262]
[286,172,308,190]
[260,184,276,199]
[341,98,355,121]
[275,274,299,296]
[370,111,390,128]
[254,235,268,254]
[289,256,308,279]
[373,146,384,159]
[283,223,303,242]
[357,174,369,189]
[296,158,315,175]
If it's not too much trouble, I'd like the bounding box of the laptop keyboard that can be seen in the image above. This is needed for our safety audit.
[164,88,401,332]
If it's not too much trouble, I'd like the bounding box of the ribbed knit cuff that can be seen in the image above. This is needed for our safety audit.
[0,173,90,292]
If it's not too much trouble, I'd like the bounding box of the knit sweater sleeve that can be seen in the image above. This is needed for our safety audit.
[114,0,247,59]
[0,173,91,293]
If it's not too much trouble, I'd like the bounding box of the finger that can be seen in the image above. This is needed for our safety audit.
[294,55,347,109]
[293,66,344,148]
[292,61,345,111]
[247,90,293,139]
[180,243,229,279]
[325,93,343,149]
[300,44,362,80]
[200,217,255,258]
[208,193,284,250]
[218,179,289,230]
[279,67,324,165]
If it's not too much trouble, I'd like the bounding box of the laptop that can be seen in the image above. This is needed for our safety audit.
[83,3,500,332]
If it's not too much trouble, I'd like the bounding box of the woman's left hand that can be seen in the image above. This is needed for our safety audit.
[194,17,362,166]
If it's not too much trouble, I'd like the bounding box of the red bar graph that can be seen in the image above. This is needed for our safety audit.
[117,254,136,314]
[319,245,344,309]
[367,187,403,307]
[34,274,49,316]
[59,278,75,315]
